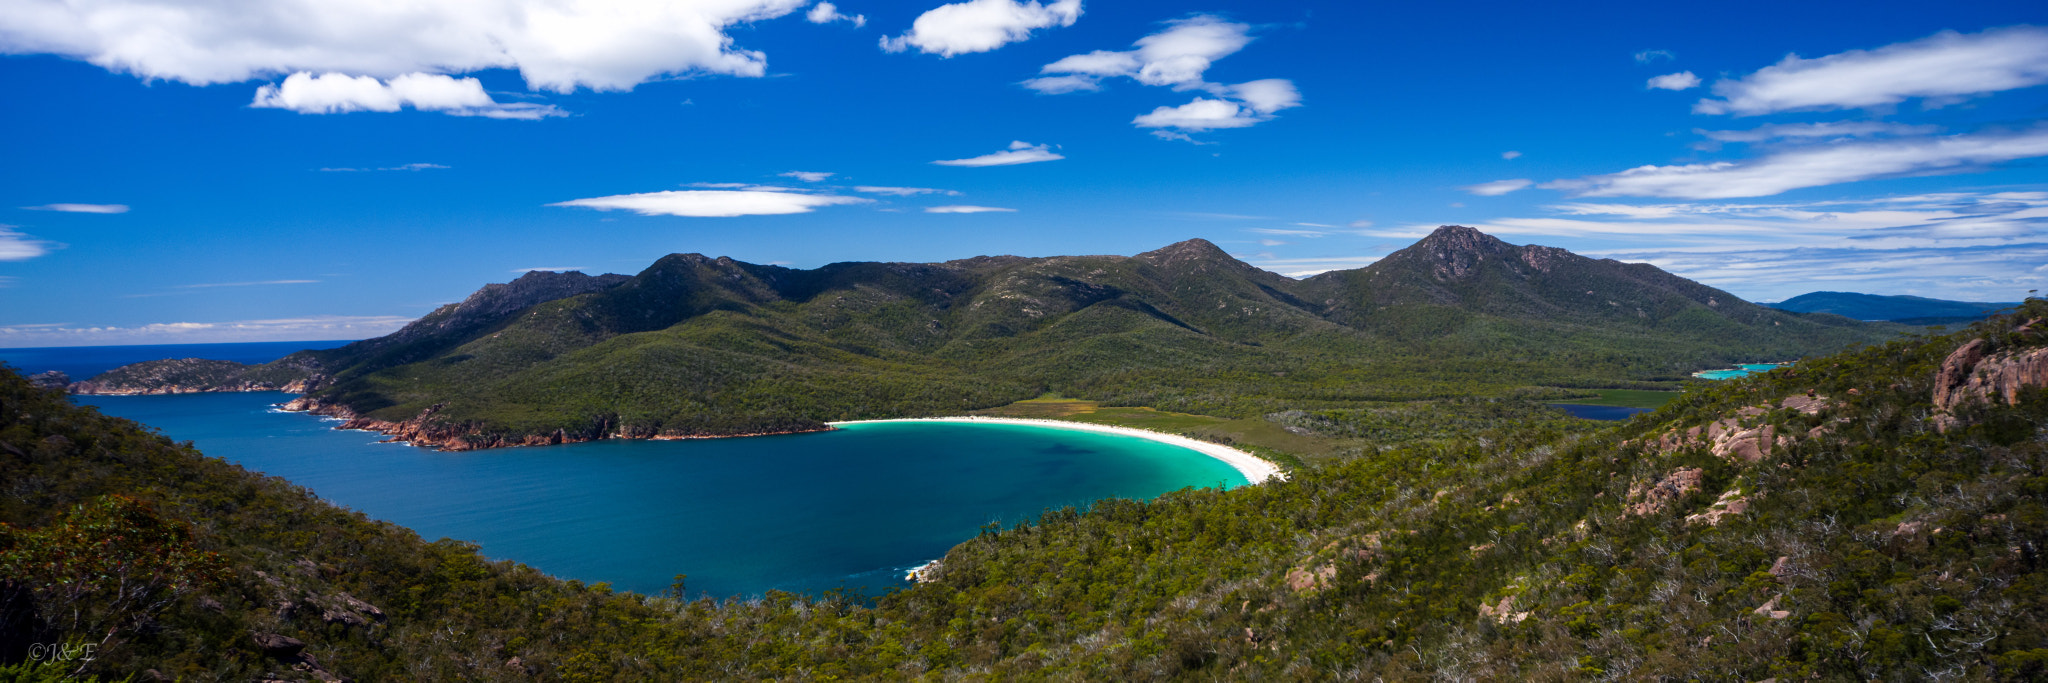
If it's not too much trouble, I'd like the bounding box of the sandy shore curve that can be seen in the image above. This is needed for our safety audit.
[827,416,1287,485]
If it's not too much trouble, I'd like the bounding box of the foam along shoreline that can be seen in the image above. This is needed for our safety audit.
[827,416,1287,485]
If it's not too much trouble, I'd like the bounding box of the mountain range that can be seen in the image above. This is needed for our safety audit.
[1766,291,2021,324]
[71,226,1901,449]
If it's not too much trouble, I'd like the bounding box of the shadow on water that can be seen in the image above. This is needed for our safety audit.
[1550,404,1652,421]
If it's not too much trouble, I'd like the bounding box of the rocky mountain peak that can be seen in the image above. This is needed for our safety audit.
[1135,238,1237,269]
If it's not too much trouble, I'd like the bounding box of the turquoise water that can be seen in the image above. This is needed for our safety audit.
[1694,363,1785,380]
[76,393,1247,598]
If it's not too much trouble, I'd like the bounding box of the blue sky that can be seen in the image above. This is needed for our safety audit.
[2,0,2044,346]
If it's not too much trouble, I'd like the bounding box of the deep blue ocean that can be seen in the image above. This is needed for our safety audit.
[0,340,355,380]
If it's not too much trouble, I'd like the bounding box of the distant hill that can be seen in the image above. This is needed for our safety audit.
[1767,291,2019,323]
[72,226,1904,448]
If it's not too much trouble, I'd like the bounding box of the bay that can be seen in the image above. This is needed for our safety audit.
[77,392,1248,598]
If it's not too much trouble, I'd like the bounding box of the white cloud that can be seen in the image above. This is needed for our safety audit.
[0,0,805,91]
[1029,15,1250,93]
[23,203,127,213]
[1293,222,1336,228]
[1132,98,1259,132]
[853,186,961,196]
[0,315,417,348]
[932,141,1064,166]
[926,205,1016,213]
[1462,179,1534,196]
[1240,255,1386,279]
[1018,74,1101,94]
[0,227,52,261]
[879,0,1080,57]
[1695,26,2048,116]
[321,163,450,172]
[549,189,870,217]
[1646,71,1700,91]
[1501,150,1522,160]
[779,171,834,182]
[1694,121,1941,144]
[806,2,865,27]
[1258,239,1286,246]
[1030,16,1296,139]
[251,72,564,118]
[1348,219,1374,228]
[1545,128,2048,199]
[1634,49,1675,64]
[1250,228,1324,237]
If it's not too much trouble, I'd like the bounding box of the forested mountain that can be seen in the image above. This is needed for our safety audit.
[1768,291,2021,324]
[8,299,2045,680]
[73,226,1900,449]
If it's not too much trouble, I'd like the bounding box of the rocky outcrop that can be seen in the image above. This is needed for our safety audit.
[1684,489,1752,526]
[1476,594,1530,624]
[26,370,68,390]
[1932,333,2048,431]
[1624,468,1704,517]
[1285,533,1384,593]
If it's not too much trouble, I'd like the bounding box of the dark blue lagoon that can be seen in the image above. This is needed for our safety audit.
[1549,404,1651,421]
[76,392,1248,598]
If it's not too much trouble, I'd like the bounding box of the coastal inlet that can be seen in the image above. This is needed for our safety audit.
[77,392,1255,598]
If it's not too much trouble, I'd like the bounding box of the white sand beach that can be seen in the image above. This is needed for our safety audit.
[827,416,1287,485]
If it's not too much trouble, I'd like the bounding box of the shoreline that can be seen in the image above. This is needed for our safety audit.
[829,416,1287,485]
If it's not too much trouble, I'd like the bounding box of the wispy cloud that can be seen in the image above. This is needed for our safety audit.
[880,0,1080,56]
[1249,228,1327,237]
[0,315,415,348]
[1543,127,2048,199]
[319,163,451,172]
[1634,49,1675,64]
[1462,179,1534,196]
[926,205,1016,213]
[1695,26,2048,116]
[1693,121,1941,145]
[779,171,834,182]
[23,203,128,214]
[1501,151,1522,160]
[932,141,1064,167]
[852,186,962,196]
[549,188,870,217]
[0,228,53,261]
[1239,255,1386,279]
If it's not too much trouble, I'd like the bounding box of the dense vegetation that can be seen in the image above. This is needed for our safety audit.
[8,298,2043,680]
[79,227,1901,446]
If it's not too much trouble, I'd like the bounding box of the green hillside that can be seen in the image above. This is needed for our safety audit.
[7,298,2045,680]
